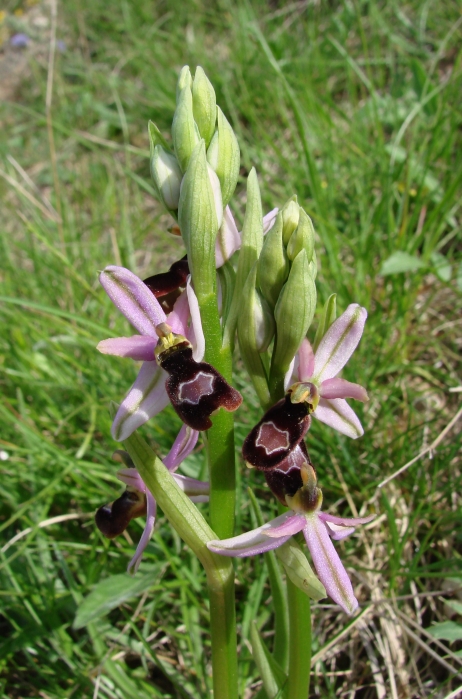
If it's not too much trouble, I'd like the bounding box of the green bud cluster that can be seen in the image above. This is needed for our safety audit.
[235,193,318,404]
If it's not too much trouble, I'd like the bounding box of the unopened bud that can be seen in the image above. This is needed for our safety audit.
[172,84,200,172]
[271,250,316,383]
[192,66,217,147]
[206,107,240,208]
[257,212,289,309]
[281,197,299,245]
[176,65,192,98]
[275,539,326,600]
[286,208,315,262]
[178,141,219,301]
[150,145,183,210]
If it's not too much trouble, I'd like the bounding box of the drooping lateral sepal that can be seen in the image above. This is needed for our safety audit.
[242,394,311,470]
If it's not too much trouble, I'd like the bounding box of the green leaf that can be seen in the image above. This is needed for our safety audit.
[444,599,462,615]
[380,251,425,276]
[426,621,462,643]
[74,568,161,628]
[250,621,287,699]
[431,251,451,282]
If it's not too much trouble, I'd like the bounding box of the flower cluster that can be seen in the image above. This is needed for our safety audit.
[95,64,374,618]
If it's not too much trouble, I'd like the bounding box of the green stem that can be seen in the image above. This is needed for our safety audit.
[123,430,238,699]
[286,578,311,699]
[209,569,239,699]
[198,293,236,538]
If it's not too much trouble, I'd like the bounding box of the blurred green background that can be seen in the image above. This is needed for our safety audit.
[1,0,461,696]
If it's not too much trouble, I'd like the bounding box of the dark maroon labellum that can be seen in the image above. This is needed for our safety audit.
[242,394,311,470]
[264,442,313,505]
[144,257,190,313]
[158,343,242,431]
[95,487,146,539]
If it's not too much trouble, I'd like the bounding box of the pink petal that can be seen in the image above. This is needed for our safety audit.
[303,514,358,614]
[127,491,157,573]
[167,289,189,335]
[97,336,156,361]
[186,277,205,361]
[320,378,368,402]
[313,304,367,382]
[263,208,279,234]
[173,473,209,502]
[111,362,169,441]
[263,513,306,538]
[207,511,295,557]
[100,266,166,337]
[298,339,316,381]
[215,206,241,268]
[314,398,364,439]
[162,424,199,472]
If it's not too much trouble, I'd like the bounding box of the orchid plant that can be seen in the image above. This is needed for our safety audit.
[94,65,374,699]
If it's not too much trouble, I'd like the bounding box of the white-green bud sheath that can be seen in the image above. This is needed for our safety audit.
[192,66,217,148]
[237,265,271,407]
[222,168,262,351]
[286,208,315,263]
[172,84,200,173]
[148,120,171,151]
[206,107,240,208]
[257,211,289,309]
[281,197,299,245]
[178,140,219,302]
[176,65,192,99]
[271,249,316,393]
[313,293,336,352]
[150,145,183,210]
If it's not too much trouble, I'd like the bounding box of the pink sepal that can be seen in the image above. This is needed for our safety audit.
[313,304,367,383]
[163,424,199,472]
[111,362,169,441]
[263,208,278,234]
[263,513,305,538]
[303,514,358,614]
[215,206,241,268]
[206,511,295,557]
[116,468,146,491]
[100,266,166,337]
[314,397,364,439]
[186,277,205,361]
[127,491,157,573]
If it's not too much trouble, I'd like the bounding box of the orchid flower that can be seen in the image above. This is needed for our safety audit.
[98,266,205,440]
[208,461,374,614]
[96,425,209,572]
[285,304,369,438]
[215,205,278,268]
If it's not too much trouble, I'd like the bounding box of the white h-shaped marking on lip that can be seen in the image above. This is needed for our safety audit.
[178,371,215,404]
[255,421,290,454]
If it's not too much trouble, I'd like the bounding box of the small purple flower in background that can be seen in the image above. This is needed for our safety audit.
[285,304,369,438]
[56,40,66,52]
[10,33,30,48]
[96,425,209,572]
[208,461,374,614]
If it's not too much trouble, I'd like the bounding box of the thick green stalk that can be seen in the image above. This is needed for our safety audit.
[123,430,238,699]
[286,579,311,699]
[199,293,236,539]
